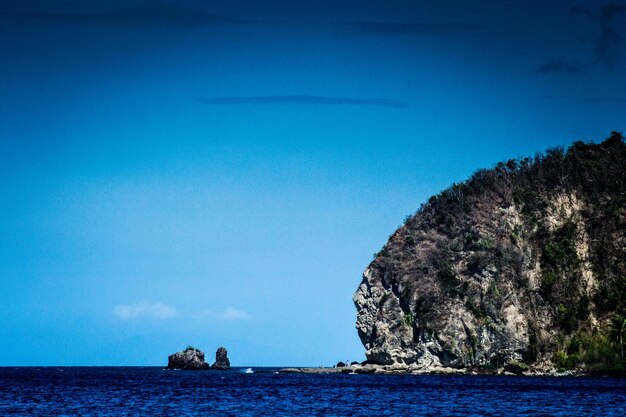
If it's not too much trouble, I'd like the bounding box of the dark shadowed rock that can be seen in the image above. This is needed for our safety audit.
[167,347,209,370]
[504,361,529,375]
[336,361,346,368]
[211,346,230,370]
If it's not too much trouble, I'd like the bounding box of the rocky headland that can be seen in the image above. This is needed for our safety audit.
[353,133,626,376]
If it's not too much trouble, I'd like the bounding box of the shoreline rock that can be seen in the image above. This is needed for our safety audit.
[278,363,588,377]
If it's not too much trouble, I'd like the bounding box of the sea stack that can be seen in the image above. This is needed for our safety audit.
[211,347,231,370]
[167,346,210,370]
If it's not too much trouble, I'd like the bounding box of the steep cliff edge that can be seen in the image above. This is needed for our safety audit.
[354,132,626,372]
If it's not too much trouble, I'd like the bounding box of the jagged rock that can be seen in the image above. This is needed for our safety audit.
[354,133,626,372]
[167,347,209,370]
[211,347,230,370]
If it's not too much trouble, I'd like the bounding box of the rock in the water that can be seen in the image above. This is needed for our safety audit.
[167,347,210,370]
[211,346,230,370]
[336,361,346,368]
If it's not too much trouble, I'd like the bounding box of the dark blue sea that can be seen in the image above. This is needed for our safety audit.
[1,367,625,416]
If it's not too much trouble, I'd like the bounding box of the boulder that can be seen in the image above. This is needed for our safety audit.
[167,347,209,370]
[211,346,230,370]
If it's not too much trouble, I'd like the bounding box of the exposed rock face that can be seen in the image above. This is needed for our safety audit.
[354,133,626,371]
[211,347,230,370]
[167,348,210,370]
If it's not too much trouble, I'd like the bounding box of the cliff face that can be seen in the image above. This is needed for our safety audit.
[354,133,626,371]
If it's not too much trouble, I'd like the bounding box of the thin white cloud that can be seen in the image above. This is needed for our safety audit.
[221,307,250,320]
[113,301,178,320]
[112,302,249,321]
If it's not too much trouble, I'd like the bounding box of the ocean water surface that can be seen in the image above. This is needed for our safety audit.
[1,367,625,416]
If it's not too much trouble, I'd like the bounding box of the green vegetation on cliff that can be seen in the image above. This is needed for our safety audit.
[354,132,626,372]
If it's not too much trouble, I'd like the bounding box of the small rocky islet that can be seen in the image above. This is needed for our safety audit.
[167,346,230,370]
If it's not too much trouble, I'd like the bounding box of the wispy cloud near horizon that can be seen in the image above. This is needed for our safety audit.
[189,307,252,321]
[220,307,250,320]
[112,302,251,321]
[113,301,178,320]
[197,95,408,108]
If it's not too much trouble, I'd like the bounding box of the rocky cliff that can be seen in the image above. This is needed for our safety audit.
[354,132,626,372]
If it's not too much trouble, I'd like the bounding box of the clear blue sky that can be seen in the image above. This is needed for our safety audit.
[0,0,624,366]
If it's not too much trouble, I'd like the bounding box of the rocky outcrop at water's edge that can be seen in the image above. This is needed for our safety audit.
[167,346,231,370]
[167,347,210,370]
